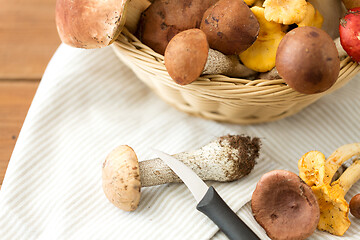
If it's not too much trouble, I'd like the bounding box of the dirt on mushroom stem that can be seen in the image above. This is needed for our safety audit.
[139,135,261,187]
[220,135,261,178]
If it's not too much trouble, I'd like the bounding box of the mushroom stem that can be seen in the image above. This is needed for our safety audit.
[334,37,348,60]
[139,135,260,187]
[259,67,281,80]
[203,49,256,78]
[324,143,360,185]
[125,0,151,34]
[332,159,360,196]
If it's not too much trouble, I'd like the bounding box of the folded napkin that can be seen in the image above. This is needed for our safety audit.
[0,44,359,239]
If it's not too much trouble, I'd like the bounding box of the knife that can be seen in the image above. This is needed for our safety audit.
[153,149,259,240]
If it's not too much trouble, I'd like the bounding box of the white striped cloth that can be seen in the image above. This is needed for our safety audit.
[0,44,359,240]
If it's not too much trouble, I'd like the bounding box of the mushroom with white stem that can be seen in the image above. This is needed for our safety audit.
[334,37,349,60]
[102,135,261,211]
[55,0,151,49]
[164,29,256,85]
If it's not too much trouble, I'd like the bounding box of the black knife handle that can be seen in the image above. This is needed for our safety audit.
[196,186,259,240]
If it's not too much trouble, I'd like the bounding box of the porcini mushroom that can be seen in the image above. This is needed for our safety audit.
[298,143,360,235]
[239,6,285,72]
[200,0,260,55]
[251,170,320,240]
[137,0,218,55]
[276,27,340,94]
[55,0,151,48]
[164,29,256,85]
[102,135,260,211]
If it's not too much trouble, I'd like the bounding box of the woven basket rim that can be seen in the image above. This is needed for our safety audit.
[114,28,359,97]
[112,28,360,124]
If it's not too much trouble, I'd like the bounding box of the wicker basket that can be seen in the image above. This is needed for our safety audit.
[113,26,360,124]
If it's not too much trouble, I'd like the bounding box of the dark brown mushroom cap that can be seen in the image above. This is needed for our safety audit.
[137,0,218,55]
[164,29,209,85]
[200,0,259,55]
[251,170,320,240]
[56,0,128,49]
[350,193,360,218]
[276,27,340,94]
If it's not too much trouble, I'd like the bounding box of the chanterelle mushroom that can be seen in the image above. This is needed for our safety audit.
[263,0,308,25]
[297,2,324,28]
[239,6,285,72]
[298,143,360,235]
[164,29,256,85]
[55,0,150,48]
[251,170,320,240]
[103,135,260,211]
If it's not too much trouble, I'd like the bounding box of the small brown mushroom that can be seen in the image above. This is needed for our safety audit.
[200,0,260,55]
[350,193,360,219]
[137,0,218,55]
[251,170,320,240]
[102,135,260,211]
[164,29,256,85]
[55,0,150,48]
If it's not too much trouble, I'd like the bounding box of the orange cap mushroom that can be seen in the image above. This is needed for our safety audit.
[56,0,128,48]
[56,0,150,49]
[164,29,256,85]
[164,29,209,85]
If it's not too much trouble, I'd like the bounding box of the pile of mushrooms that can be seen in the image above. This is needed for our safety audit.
[298,143,360,236]
[102,135,260,211]
[55,0,348,94]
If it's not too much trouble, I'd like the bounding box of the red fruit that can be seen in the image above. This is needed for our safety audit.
[339,8,360,62]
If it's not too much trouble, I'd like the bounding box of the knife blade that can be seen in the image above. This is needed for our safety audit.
[153,149,259,240]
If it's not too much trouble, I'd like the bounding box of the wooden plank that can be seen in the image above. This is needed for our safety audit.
[0,80,39,188]
[0,0,60,79]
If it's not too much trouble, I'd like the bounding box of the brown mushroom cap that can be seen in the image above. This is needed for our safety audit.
[137,0,218,55]
[251,170,320,240]
[102,145,141,211]
[164,29,209,85]
[350,193,360,218]
[56,0,128,48]
[276,27,340,94]
[200,0,259,55]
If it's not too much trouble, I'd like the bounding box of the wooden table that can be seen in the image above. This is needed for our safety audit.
[0,0,60,188]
